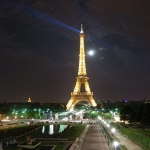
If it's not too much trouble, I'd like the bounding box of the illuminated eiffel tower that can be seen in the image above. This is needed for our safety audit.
[66,24,97,110]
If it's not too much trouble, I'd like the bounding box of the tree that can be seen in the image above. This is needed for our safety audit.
[120,105,136,123]
[89,111,98,119]
[134,103,144,123]
[140,103,150,126]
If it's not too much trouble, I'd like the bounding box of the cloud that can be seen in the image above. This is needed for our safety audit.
[99,47,107,51]
[114,45,150,69]
[99,57,104,60]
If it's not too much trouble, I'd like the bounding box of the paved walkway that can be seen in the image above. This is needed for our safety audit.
[100,122,143,150]
[71,124,108,150]
[70,123,144,150]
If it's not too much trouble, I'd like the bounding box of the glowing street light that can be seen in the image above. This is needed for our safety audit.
[111,128,116,136]
[70,115,72,120]
[107,124,110,128]
[98,116,102,120]
[113,141,119,149]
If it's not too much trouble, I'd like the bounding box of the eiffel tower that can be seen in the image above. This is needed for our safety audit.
[66,24,97,110]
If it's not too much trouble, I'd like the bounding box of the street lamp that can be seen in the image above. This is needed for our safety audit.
[98,116,102,120]
[111,128,116,136]
[107,124,110,128]
[113,141,119,150]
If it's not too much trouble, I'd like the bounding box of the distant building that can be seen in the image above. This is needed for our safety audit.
[27,98,31,103]
[142,98,150,103]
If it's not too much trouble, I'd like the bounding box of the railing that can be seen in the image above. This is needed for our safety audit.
[99,122,123,150]
[71,92,93,95]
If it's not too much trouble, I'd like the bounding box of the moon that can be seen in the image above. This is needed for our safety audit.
[88,50,94,56]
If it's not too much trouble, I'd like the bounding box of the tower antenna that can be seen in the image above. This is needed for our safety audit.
[80,24,84,33]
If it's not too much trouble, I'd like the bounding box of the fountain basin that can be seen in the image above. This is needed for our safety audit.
[17,141,41,149]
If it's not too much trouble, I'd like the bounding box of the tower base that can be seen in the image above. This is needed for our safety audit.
[66,92,97,110]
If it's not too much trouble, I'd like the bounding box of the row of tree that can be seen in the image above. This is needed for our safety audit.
[0,102,66,119]
[120,102,150,126]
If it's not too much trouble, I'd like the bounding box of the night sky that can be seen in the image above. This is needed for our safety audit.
[0,0,150,103]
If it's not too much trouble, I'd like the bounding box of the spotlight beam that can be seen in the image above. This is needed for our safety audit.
[0,0,79,33]
[1,0,113,49]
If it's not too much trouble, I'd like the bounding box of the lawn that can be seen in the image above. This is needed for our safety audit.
[54,143,65,150]
[131,128,150,136]
[60,125,85,140]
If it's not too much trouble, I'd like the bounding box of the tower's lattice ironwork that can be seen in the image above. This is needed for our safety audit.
[66,25,97,110]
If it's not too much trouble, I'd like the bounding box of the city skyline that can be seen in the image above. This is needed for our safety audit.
[0,1,150,103]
